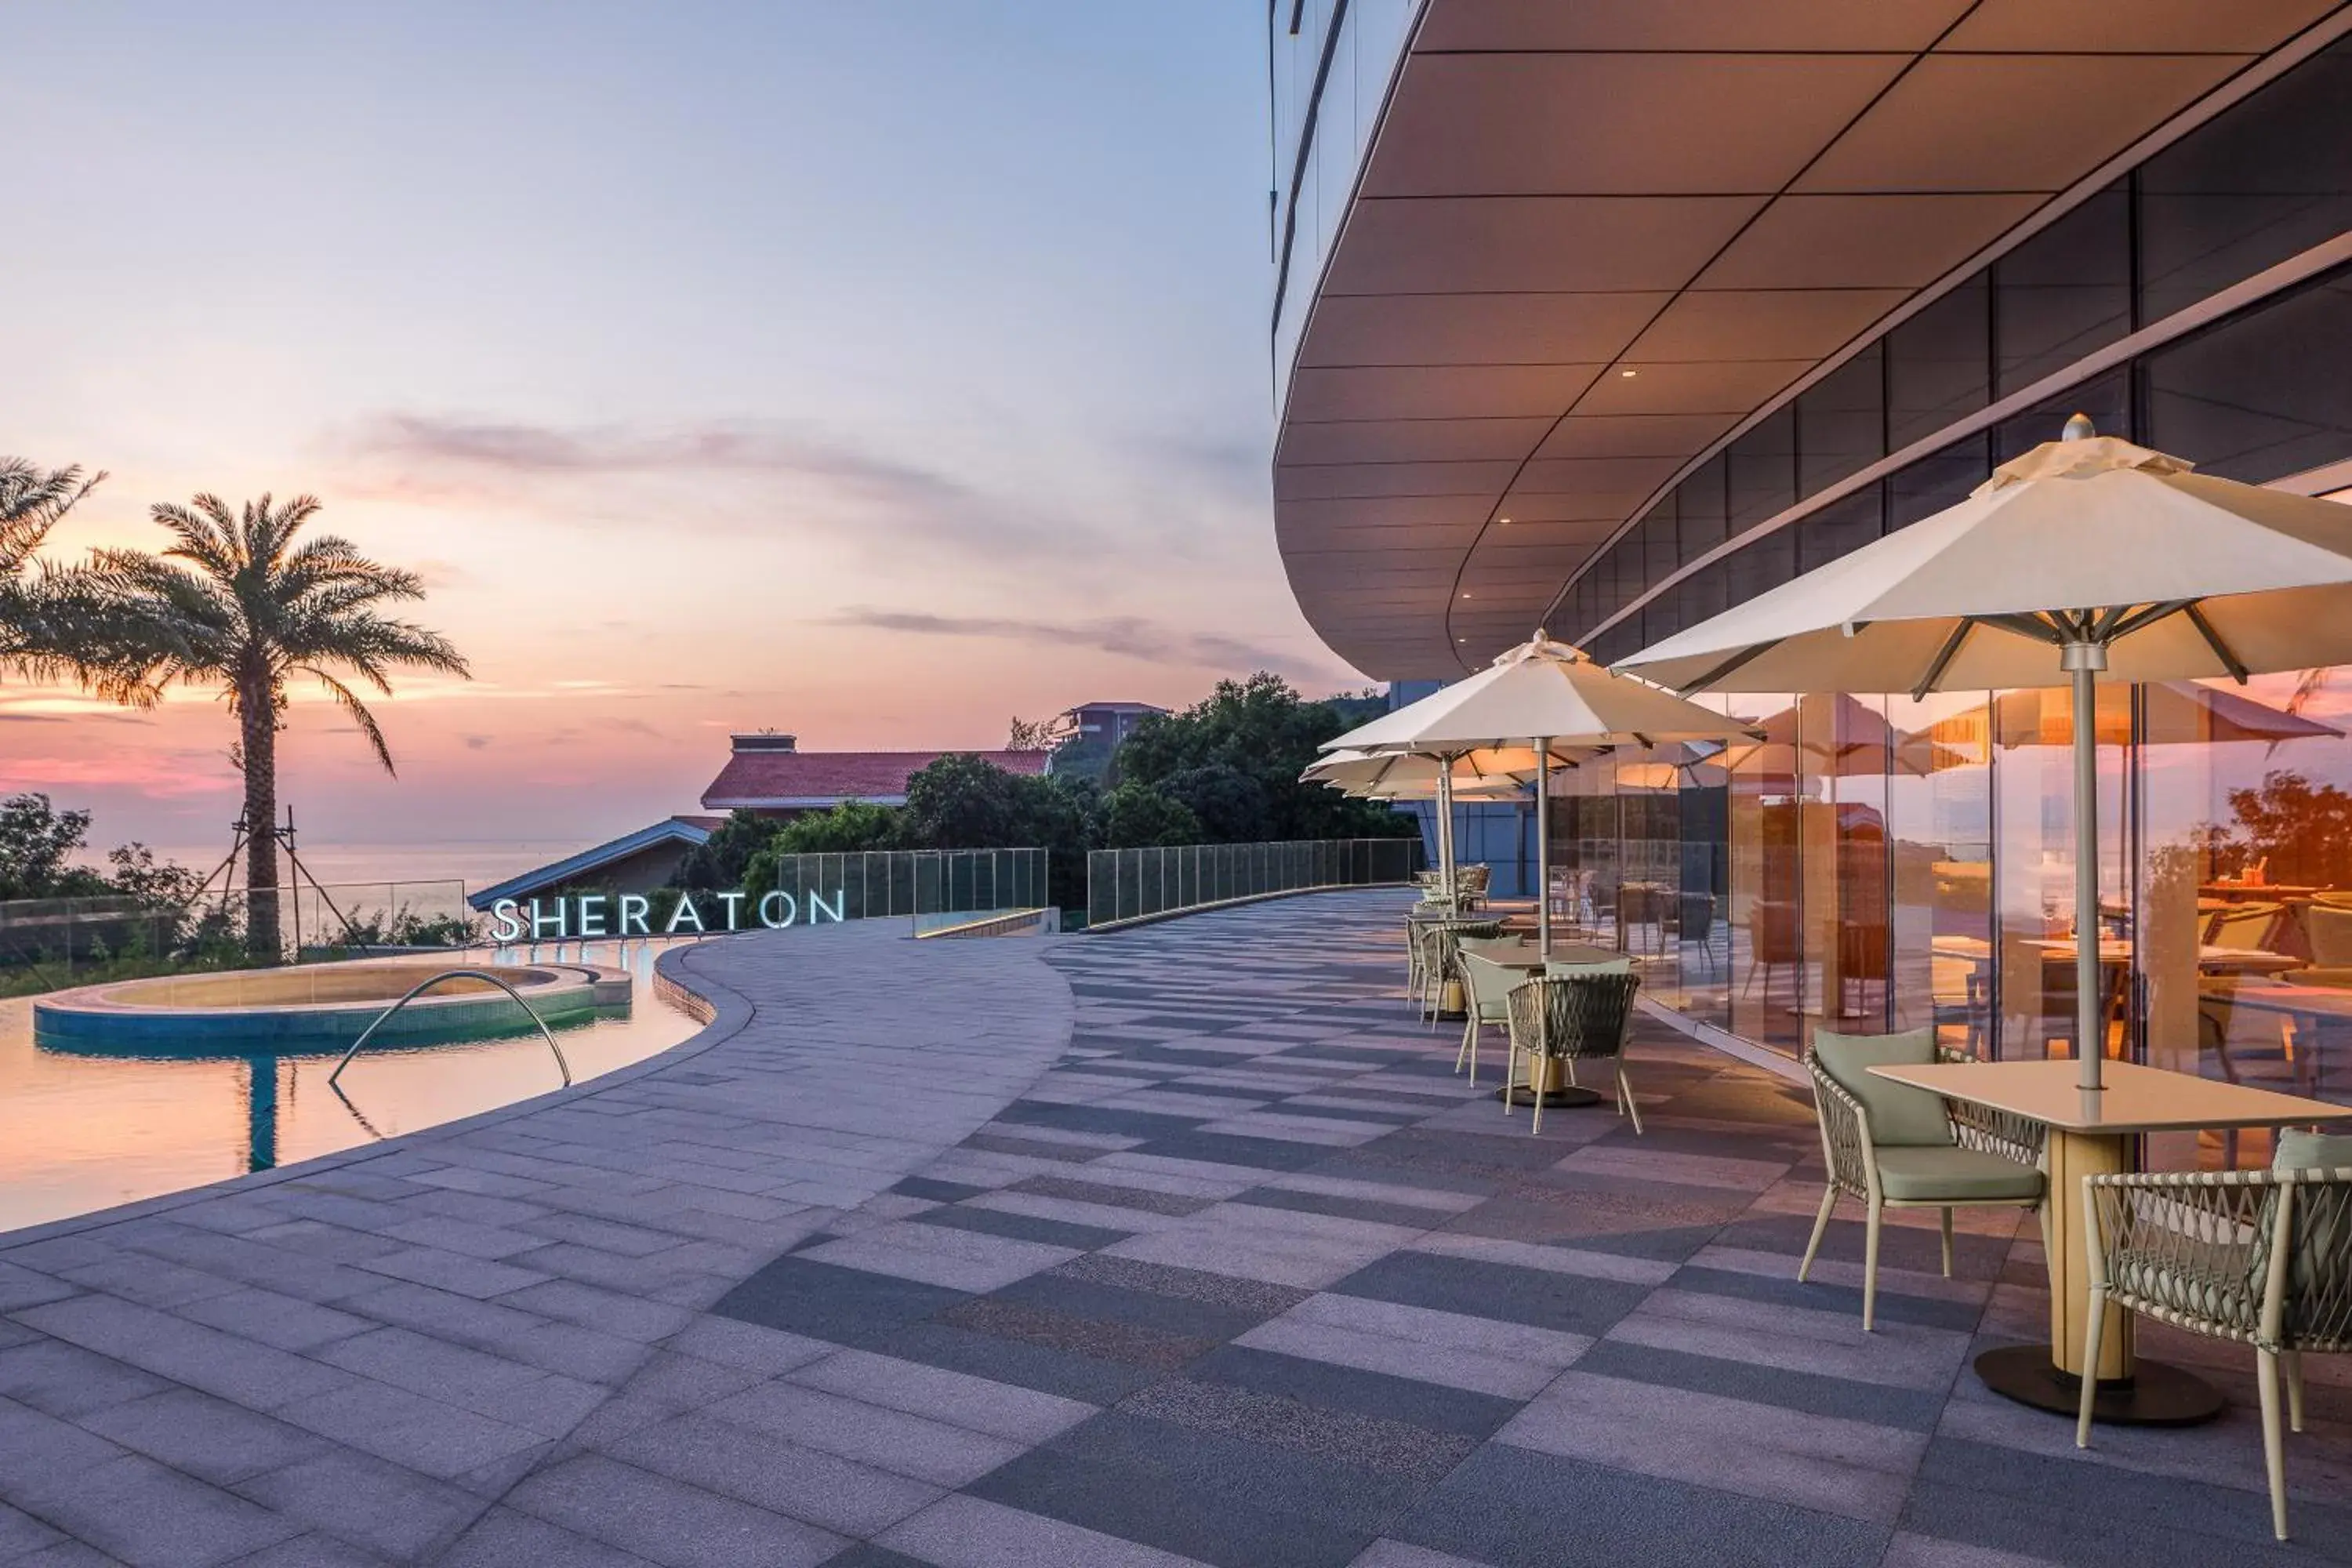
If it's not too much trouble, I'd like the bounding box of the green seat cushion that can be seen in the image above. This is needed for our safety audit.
[1874,1145,2044,1203]
[2112,1245,2261,1334]
[1459,953,1523,1017]
[2274,1130,2352,1171]
[1811,1028,1951,1148]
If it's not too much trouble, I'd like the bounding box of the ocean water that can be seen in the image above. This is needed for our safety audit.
[132,841,589,898]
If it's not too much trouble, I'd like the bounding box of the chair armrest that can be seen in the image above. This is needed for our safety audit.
[1935,1046,2046,1167]
[1804,1059,1877,1200]
[2081,1170,2278,1334]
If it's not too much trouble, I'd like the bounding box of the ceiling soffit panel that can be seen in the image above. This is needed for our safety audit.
[1413,0,1972,53]
[1626,289,1913,361]
[1276,417,1562,468]
[1364,53,1911,198]
[1285,365,1605,422]
[1321,197,1766,296]
[1298,295,1668,367]
[1274,0,2320,681]
[1794,56,2247,192]
[1936,0,2341,53]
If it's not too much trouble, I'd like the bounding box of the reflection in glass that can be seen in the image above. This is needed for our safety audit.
[1889,695,1994,1053]
[2145,268,2352,483]
[1889,279,1990,451]
[1729,408,1796,531]
[1798,345,1884,496]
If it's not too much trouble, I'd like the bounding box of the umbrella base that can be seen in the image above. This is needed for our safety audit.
[1494,1084,1603,1109]
[1974,1345,2223,1426]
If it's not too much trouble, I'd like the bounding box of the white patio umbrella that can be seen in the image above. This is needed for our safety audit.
[1303,748,1563,899]
[1620,416,2352,1091]
[1325,633,1755,955]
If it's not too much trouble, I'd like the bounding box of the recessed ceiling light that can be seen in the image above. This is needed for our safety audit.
[1461,593,1472,599]
[1497,517,1511,525]
[1620,368,1639,378]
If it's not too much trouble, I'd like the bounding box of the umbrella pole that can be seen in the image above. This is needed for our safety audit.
[2066,643,2109,1092]
[1536,741,1552,958]
[1438,760,1457,901]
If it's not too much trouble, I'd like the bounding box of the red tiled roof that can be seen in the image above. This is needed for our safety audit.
[700,750,1051,809]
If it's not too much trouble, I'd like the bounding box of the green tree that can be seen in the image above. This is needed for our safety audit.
[1111,671,1414,844]
[0,793,109,900]
[94,494,469,959]
[2220,770,2352,890]
[674,808,777,891]
[0,459,156,702]
[1099,781,1202,848]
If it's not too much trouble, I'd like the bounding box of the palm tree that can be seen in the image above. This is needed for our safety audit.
[0,459,150,698]
[96,493,469,959]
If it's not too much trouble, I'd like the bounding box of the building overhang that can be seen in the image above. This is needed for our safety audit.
[1275,0,2350,681]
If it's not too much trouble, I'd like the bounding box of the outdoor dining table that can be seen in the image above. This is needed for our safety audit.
[1867,1057,2352,1425]
[1473,938,1629,1108]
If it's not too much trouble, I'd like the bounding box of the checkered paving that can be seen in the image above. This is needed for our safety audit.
[1,894,2346,1566]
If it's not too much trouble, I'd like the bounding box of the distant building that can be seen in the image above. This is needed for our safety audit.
[468,815,723,910]
[1055,702,1165,750]
[699,731,1050,818]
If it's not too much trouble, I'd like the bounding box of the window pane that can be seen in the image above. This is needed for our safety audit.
[1995,184,2130,394]
[1890,432,1993,531]
[1640,500,1679,589]
[1889,278,1990,450]
[1728,407,1796,532]
[2144,266,2352,482]
[1797,487,1884,573]
[1677,455,1730,557]
[1996,368,2129,460]
[1726,525,1795,607]
[2140,39,2352,323]
[1798,344,1885,495]
[1679,555,1730,626]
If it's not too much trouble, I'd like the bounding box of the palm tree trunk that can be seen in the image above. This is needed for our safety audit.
[240,680,281,964]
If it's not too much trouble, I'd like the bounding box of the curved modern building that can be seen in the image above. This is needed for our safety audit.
[1270,2,2352,1143]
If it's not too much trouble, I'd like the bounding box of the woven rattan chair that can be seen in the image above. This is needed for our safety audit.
[1801,1029,2045,1330]
[1414,917,1502,1022]
[1455,944,1522,1085]
[1502,971,1642,1135]
[2078,1131,2352,1541]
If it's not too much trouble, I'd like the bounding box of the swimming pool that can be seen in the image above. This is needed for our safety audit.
[0,940,706,1234]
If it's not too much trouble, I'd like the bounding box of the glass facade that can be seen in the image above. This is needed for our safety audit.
[1269,0,1424,381]
[1537,39,2352,1170]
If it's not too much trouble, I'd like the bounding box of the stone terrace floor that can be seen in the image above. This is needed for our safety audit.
[0,892,2348,1566]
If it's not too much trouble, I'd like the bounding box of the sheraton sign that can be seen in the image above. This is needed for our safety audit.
[487,886,847,943]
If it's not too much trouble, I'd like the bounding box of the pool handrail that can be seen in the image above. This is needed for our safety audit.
[325,967,573,1088]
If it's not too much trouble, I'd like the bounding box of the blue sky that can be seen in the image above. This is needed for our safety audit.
[3,2,1336,855]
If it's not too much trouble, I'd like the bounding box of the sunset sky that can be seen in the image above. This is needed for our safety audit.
[2,4,1338,869]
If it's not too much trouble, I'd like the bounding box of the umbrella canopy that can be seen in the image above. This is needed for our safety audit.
[1621,427,2352,698]
[1331,635,1757,753]
[1328,633,1755,954]
[1619,418,2352,1091]
[1726,692,1968,781]
[1302,746,1580,793]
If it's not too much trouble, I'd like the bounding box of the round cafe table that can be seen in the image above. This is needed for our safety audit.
[1868,1058,2352,1425]
[1476,938,1624,1109]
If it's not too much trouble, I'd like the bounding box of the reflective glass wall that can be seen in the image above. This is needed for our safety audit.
[1539,41,2352,1171]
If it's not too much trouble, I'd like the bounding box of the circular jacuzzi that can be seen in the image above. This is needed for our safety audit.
[33,958,633,1058]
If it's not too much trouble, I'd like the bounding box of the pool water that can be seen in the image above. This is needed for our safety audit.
[0,940,706,1234]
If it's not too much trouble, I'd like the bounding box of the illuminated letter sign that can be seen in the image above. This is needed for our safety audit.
[489,884,846,944]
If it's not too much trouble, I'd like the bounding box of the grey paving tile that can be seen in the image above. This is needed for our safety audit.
[872,1321,1163,1406]
[1902,1435,2350,1567]
[20,1453,305,1568]
[1051,1410,1423,1537]
[1120,1379,1476,1486]
[786,1348,1095,1443]
[177,1287,374,1352]
[270,1378,546,1480]
[1047,1255,1314,1317]
[891,1178,989,1203]
[0,1339,169,1419]
[1576,1335,1946,1432]
[968,1442,1374,1568]
[0,1499,67,1557]
[989,1271,1276,1344]
[508,1452,846,1568]
[704,1379,1025,1487]
[79,1388,327,1487]
[1394,1441,1887,1568]
[1010,1176,1218,1218]
[223,1531,390,1566]
[814,1546,936,1568]
[707,1257,969,1348]
[604,1410,942,1537]
[1328,1250,1650,1338]
[435,1504,662,1566]
[1673,1261,1984,1333]
[909,1206,1131,1253]
[1184,1345,1519,1441]
[880,1493,1219,1568]
[232,1447,482,1561]
[1129,1132,1333,1173]
[13,1295,351,1413]
[661,1316,835,1375]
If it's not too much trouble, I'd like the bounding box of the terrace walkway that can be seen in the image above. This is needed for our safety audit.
[0,894,2344,1566]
